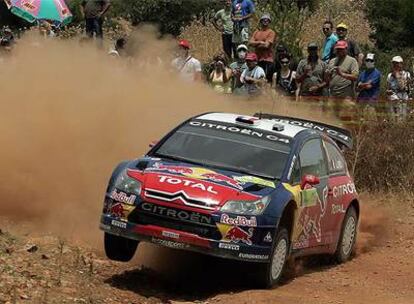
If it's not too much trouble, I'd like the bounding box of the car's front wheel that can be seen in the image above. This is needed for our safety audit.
[104,232,139,262]
[334,206,358,263]
[255,228,289,288]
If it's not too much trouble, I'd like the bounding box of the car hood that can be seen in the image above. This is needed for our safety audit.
[126,158,277,210]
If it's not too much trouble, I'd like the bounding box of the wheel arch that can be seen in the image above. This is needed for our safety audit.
[349,198,360,219]
[278,200,297,243]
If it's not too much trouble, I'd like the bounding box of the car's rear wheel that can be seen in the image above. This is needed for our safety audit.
[334,206,358,263]
[104,232,139,262]
[255,228,289,288]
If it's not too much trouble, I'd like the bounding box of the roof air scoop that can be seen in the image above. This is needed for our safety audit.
[235,116,258,125]
[272,124,285,132]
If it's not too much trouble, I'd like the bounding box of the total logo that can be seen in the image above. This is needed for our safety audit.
[151,163,243,190]
[158,175,218,194]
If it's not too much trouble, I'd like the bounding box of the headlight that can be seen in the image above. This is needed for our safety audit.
[220,196,270,215]
[114,169,142,196]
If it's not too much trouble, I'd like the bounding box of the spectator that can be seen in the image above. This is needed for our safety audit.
[80,0,111,40]
[209,54,233,94]
[2,27,15,45]
[108,38,126,57]
[321,20,337,63]
[240,52,266,96]
[213,0,234,60]
[386,56,412,120]
[330,23,364,67]
[232,0,255,48]
[171,39,202,82]
[296,42,327,99]
[273,44,297,77]
[326,40,359,122]
[272,54,297,97]
[229,44,248,93]
[357,53,381,104]
[249,13,276,83]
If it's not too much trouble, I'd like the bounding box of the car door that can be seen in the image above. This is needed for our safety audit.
[322,139,356,244]
[291,138,330,249]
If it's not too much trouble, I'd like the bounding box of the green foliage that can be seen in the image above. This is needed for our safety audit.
[256,0,310,59]
[366,0,414,49]
[109,0,222,36]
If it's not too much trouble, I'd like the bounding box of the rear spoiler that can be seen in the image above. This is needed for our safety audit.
[254,113,353,150]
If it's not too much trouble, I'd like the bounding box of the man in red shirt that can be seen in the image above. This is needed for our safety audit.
[249,14,276,82]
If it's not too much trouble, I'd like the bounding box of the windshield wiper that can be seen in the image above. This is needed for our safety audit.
[215,165,277,180]
[153,153,206,167]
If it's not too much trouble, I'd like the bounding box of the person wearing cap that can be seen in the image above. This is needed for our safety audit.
[80,0,111,40]
[326,40,359,122]
[232,0,255,47]
[321,20,338,63]
[240,52,266,96]
[296,42,327,98]
[357,53,381,106]
[230,44,248,93]
[386,56,412,120]
[213,0,234,60]
[272,53,297,97]
[249,13,276,83]
[171,39,202,82]
[330,22,363,67]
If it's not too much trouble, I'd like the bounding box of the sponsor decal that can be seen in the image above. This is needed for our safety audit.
[271,118,350,143]
[332,204,346,215]
[218,242,240,251]
[220,214,257,227]
[152,237,187,249]
[238,253,269,260]
[158,175,218,194]
[151,164,243,190]
[332,182,356,198]
[233,176,275,188]
[218,224,254,245]
[292,238,309,250]
[140,202,212,225]
[189,120,290,144]
[110,202,135,219]
[111,190,137,205]
[111,219,127,229]
[162,230,180,239]
[263,232,273,243]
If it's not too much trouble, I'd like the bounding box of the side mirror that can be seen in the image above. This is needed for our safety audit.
[149,140,159,148]
[301,174,320,190]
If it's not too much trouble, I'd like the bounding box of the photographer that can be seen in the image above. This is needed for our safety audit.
[229,44,248,94]
[209,54,233,94]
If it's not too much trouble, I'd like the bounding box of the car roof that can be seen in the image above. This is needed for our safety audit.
[195,112,309,140]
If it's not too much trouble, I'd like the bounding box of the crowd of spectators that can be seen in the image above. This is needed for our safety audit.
[1,0,413,122]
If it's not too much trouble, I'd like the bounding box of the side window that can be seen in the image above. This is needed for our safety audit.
[299,139,327,177]
[290,156,301,185]
[324,141,347,174]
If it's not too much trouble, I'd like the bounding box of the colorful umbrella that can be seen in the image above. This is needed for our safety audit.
[5,0,73,25]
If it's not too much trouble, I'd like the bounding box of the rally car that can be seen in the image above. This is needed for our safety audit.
[100,112,359,288]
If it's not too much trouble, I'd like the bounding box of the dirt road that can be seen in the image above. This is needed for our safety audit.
[1,194,413,304]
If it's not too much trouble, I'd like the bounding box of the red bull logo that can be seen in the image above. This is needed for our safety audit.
[110,203,125,218]
[151,163,243,190]
[225,227,253,245]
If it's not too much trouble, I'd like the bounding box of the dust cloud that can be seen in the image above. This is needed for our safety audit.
[0,26,365,261]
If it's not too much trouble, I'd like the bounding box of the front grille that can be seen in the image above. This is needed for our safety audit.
[144,189,217,210]
[128,202,221,240]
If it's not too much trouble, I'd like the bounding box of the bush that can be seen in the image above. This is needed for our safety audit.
[366,0,414,50]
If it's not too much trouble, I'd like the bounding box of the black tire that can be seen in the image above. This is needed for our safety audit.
[104,232,139,262]
[255,228,290,288]
[334,206,358,263]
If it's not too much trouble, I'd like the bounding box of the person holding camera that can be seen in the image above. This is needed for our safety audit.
[209,54,233,94]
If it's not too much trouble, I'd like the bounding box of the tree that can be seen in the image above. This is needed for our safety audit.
[366,0,414,49]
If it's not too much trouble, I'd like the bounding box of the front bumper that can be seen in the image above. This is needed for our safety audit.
[100,214,274,263]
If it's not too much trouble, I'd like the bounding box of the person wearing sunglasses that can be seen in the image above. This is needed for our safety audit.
[330,23,364,67]
[357,53,381,104]
[272,54,297,97]
[321,20,338,63]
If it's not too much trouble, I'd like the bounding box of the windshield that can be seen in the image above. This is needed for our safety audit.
[153,120,291,179]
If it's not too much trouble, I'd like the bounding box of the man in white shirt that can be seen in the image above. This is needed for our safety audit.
[240,52,266,96]
[171,39,202,82]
